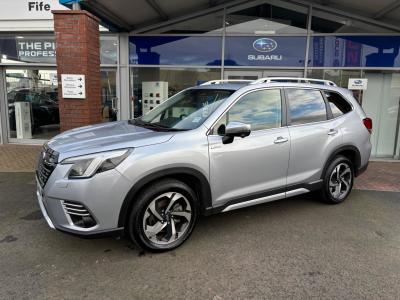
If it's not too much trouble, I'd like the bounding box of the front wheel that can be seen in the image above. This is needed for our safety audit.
[127,179,198,252]
[320,156,354,204]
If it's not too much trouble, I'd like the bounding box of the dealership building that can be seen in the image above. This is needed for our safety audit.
[0,0,400,160]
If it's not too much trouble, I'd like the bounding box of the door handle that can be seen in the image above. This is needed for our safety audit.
[327,129,338,136]
[274,136,288,144]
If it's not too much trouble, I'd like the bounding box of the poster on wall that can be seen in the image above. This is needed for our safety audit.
[310,36,400,68]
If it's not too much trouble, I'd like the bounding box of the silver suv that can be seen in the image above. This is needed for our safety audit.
[36,78,372,252]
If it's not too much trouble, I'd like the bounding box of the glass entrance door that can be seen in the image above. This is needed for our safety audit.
[101,69,119,122]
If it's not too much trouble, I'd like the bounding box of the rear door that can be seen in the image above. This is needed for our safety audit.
[285,88,343,188]
[208,88,290,207]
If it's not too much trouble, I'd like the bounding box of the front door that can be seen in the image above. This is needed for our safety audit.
[208,88,290,207]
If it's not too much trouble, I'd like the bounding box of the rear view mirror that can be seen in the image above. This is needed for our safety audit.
[222,121,251,144]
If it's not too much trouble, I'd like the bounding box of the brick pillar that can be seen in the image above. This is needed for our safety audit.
[53,10,102,131]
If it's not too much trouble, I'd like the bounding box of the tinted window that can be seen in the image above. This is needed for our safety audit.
[324,91,352,118]
[287,89,327,125]
[214,89,282,133]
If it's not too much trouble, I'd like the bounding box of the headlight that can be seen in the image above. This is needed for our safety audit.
[61,149,132,179]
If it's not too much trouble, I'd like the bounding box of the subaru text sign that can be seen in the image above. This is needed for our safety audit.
[224,36,306,67]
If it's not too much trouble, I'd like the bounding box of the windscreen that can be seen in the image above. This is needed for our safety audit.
[138,89,234,130]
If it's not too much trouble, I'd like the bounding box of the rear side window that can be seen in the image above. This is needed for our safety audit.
[324,91,352,118]
[286,89,327,125]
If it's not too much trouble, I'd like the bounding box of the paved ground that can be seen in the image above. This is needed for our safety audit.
[1,172,400,299]
[0,144,42,172]
[355,161,400,192]
[1,144,400,192]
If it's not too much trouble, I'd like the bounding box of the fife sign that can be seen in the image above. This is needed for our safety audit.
[61,74,86,99]
[0,0,67,20]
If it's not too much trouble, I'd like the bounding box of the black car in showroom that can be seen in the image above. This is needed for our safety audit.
[8,88,60,133]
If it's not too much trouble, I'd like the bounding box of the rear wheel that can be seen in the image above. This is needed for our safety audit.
[320,156,354,204]
[127,179,198,252]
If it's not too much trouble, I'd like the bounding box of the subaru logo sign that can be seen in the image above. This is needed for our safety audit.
[253,38,277,52]
[354,80,362,84]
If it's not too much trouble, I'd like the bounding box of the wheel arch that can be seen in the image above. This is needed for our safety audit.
[322,145,362,179]
[118,167,212,228]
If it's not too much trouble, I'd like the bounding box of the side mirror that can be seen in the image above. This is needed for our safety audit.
[222,121,251,144]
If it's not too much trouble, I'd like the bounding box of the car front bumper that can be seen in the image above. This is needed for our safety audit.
[36,164,132,237]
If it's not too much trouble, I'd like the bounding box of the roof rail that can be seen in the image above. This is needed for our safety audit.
[200,79,254,86]
[251,77,337,86]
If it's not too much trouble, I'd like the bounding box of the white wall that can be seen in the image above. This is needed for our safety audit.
[0,0,68,31]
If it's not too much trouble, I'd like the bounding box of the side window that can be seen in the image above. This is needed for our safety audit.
[287,89,327,125]
[324,91,352,118]
[213,89,282,134]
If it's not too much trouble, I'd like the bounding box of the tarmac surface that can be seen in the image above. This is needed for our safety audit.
[1,172,400,299]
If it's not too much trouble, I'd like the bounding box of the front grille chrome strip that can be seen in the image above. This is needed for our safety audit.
[37,145,59,188]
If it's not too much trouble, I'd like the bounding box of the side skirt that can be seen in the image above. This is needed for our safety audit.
[205,180,323,215]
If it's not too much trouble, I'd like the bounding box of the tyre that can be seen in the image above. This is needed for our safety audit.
[127,179,199,252]
[320,155,354,204]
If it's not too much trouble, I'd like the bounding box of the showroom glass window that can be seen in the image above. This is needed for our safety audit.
[143,10,224,34]
[6,69,59,140]
[225,2,308,34]
[311,9,396,33]
[286,89,327,125]
[130,67,221,118]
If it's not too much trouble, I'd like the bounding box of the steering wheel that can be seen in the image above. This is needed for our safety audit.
[179,114,188,120]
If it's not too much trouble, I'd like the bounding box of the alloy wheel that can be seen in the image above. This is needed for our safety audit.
[142,192,192,245]
[329,162,352,200]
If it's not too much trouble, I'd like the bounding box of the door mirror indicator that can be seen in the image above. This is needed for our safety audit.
[222,121,251,144]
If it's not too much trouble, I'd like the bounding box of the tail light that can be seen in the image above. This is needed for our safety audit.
[363,118,372,133]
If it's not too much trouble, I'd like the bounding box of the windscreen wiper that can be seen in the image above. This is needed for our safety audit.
[129,119,188,131]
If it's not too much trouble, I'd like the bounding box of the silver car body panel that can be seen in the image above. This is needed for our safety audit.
[37,81,372,235]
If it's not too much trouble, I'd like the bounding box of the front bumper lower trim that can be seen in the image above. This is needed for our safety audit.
[37,189,56,229]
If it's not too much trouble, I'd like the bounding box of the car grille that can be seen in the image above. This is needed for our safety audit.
[62,200,97,228]
[37,144,59,188]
